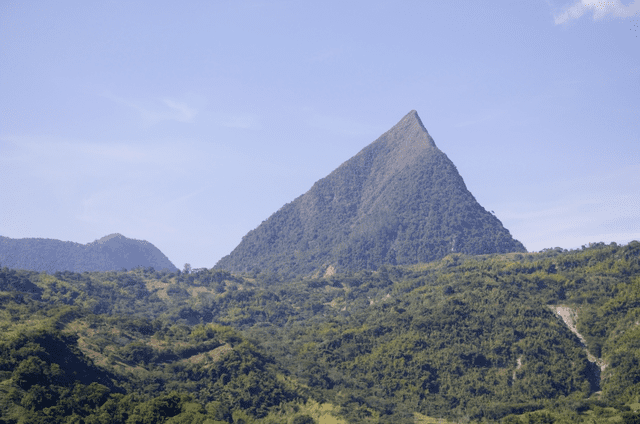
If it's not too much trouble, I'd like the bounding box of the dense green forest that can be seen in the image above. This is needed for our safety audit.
[1,241,640,423]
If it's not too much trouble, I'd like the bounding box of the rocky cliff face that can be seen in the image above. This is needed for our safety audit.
[215,110,526,276]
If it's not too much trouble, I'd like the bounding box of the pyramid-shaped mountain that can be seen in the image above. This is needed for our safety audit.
[0,233,178,273]
[215,110,526,276]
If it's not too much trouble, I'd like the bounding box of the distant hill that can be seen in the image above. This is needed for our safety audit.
[0,233,178,273]
[215,110,526,276]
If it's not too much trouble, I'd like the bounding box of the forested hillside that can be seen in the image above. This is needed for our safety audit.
[215,111,525,277]
[1,241,639,423]
[0,233,178,274]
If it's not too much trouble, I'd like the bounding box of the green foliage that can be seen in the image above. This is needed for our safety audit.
[292,415,316,424]
[126,392,186,424]
[1,240,639,423]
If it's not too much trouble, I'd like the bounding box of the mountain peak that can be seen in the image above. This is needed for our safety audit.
[400,109,423,127]
[215,111,525,276]
[385,109,434,146]
[358,110,436,172]
[92,233,126,244]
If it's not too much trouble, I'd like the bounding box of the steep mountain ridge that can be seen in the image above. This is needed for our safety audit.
[215,110,525,276]
[0,233,178,273]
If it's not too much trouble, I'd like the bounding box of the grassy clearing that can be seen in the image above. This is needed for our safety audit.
[414,412,456,423]
[181,343,233,368]
[144,279,172,300]
[259,399,348,424]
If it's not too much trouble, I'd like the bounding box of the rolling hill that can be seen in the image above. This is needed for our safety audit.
[0,233,178,273]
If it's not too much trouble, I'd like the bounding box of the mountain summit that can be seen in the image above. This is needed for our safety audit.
[215,110,526,276]
[0,233,178,273]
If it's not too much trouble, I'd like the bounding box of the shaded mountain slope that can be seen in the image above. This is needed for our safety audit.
[216,110,525,276]
[0,233,178,273]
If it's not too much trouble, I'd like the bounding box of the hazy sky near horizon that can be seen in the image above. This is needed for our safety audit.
[1,1,639,269]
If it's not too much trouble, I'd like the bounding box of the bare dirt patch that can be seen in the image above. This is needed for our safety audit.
[553,306,588,345]
[550,305,606,371]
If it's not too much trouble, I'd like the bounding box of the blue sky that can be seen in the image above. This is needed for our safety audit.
[1,1,639,270]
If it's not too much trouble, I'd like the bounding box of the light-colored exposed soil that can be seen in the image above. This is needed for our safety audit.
[323,265,336,278]
[551,305,606,371]
[554,306,587,345]
[512,356,522,383]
